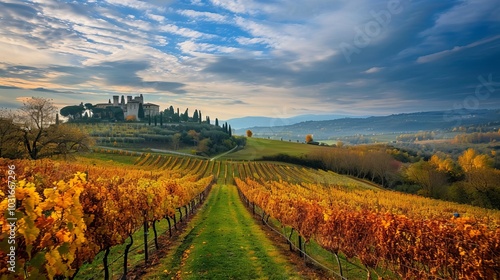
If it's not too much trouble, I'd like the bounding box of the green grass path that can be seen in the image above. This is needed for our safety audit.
[145,184,303,279]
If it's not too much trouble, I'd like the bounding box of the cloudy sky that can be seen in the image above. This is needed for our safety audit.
[0,0,499,120]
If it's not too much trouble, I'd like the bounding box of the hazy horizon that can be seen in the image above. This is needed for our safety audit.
[1,0,499,120]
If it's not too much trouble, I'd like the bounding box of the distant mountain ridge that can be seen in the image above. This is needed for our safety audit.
[233,109,500,140]
[225,114,363,130]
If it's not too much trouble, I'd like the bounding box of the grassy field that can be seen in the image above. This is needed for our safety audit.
[143,184,304,279]
[77,151,140,165]
[221,137,330,160]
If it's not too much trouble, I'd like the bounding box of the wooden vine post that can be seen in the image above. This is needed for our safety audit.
[166,216,172,237]
[121,235,134,280]
[103,248,110,280]
[143,219,149,263]
[153,220,159,250]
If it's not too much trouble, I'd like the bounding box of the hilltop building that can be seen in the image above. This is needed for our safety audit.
[143,103,160,118]
[94,94,160,120]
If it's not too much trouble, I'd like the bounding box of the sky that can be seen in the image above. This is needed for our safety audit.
[0,0,499,120]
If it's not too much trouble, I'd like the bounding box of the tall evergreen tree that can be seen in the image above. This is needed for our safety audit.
[199,110,202,123]
[138,103,145,119]
[206,116,210,125]
[215,118,219,127]
[160,112,163,126]
[148,114,151,126]
[228,124,232,136]
[154,115,157,126]
[193,109,199,122]
[182,108,189,122]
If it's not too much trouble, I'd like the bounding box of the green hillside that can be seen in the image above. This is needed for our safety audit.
[220,137,328,160]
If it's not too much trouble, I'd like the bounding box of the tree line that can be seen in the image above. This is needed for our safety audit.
[59,102,230,133]
[261,143,499,209]
[309,146,500,209]
[451,130,500,144]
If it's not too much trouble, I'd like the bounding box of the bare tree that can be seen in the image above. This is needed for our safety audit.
[19,97,57,159]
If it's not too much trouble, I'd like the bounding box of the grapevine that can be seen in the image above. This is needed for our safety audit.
[235,177,500,279]
[0,158,213,279]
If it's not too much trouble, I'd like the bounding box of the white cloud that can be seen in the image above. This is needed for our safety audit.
[424,0,500,35]
[154,35,168,46]
[233,15,341,65]
[417,35,500,63]
[1,0,498,119]
[178,9,227,22]
[404,0,500,61]
[178,40,239,56]
[147,13,166,23]
[364,67,384,74]
[104,0,156,10]
[0,41,70,66]
[159,24,207,39]
[345,79,371,87]
[236,37,271,46]
[209,0,256,14]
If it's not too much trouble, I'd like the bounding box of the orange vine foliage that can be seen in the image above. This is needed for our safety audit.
[0,158,213,279]
[235,177,500,279]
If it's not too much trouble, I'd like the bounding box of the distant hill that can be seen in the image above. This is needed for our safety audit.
[234,109,500,141]
[225,114,362,130]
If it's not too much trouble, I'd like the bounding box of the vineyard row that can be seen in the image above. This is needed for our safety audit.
[235,177,500,279]
[0,158,214,279]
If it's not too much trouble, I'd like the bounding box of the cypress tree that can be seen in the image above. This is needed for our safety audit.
[138,103,145,119]
[160,112,163,126]
[193,109,199,122]
[215,118,219,127]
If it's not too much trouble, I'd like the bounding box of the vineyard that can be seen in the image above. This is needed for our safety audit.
[0,158,213,279]
[135,153,380,189]
[1,151,500,279]
[235,177,500,279]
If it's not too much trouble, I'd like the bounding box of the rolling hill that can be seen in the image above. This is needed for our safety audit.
[225,113,362,130]
[234,109,500,141]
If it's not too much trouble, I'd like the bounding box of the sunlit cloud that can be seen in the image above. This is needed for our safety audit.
[0,0,498,119]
